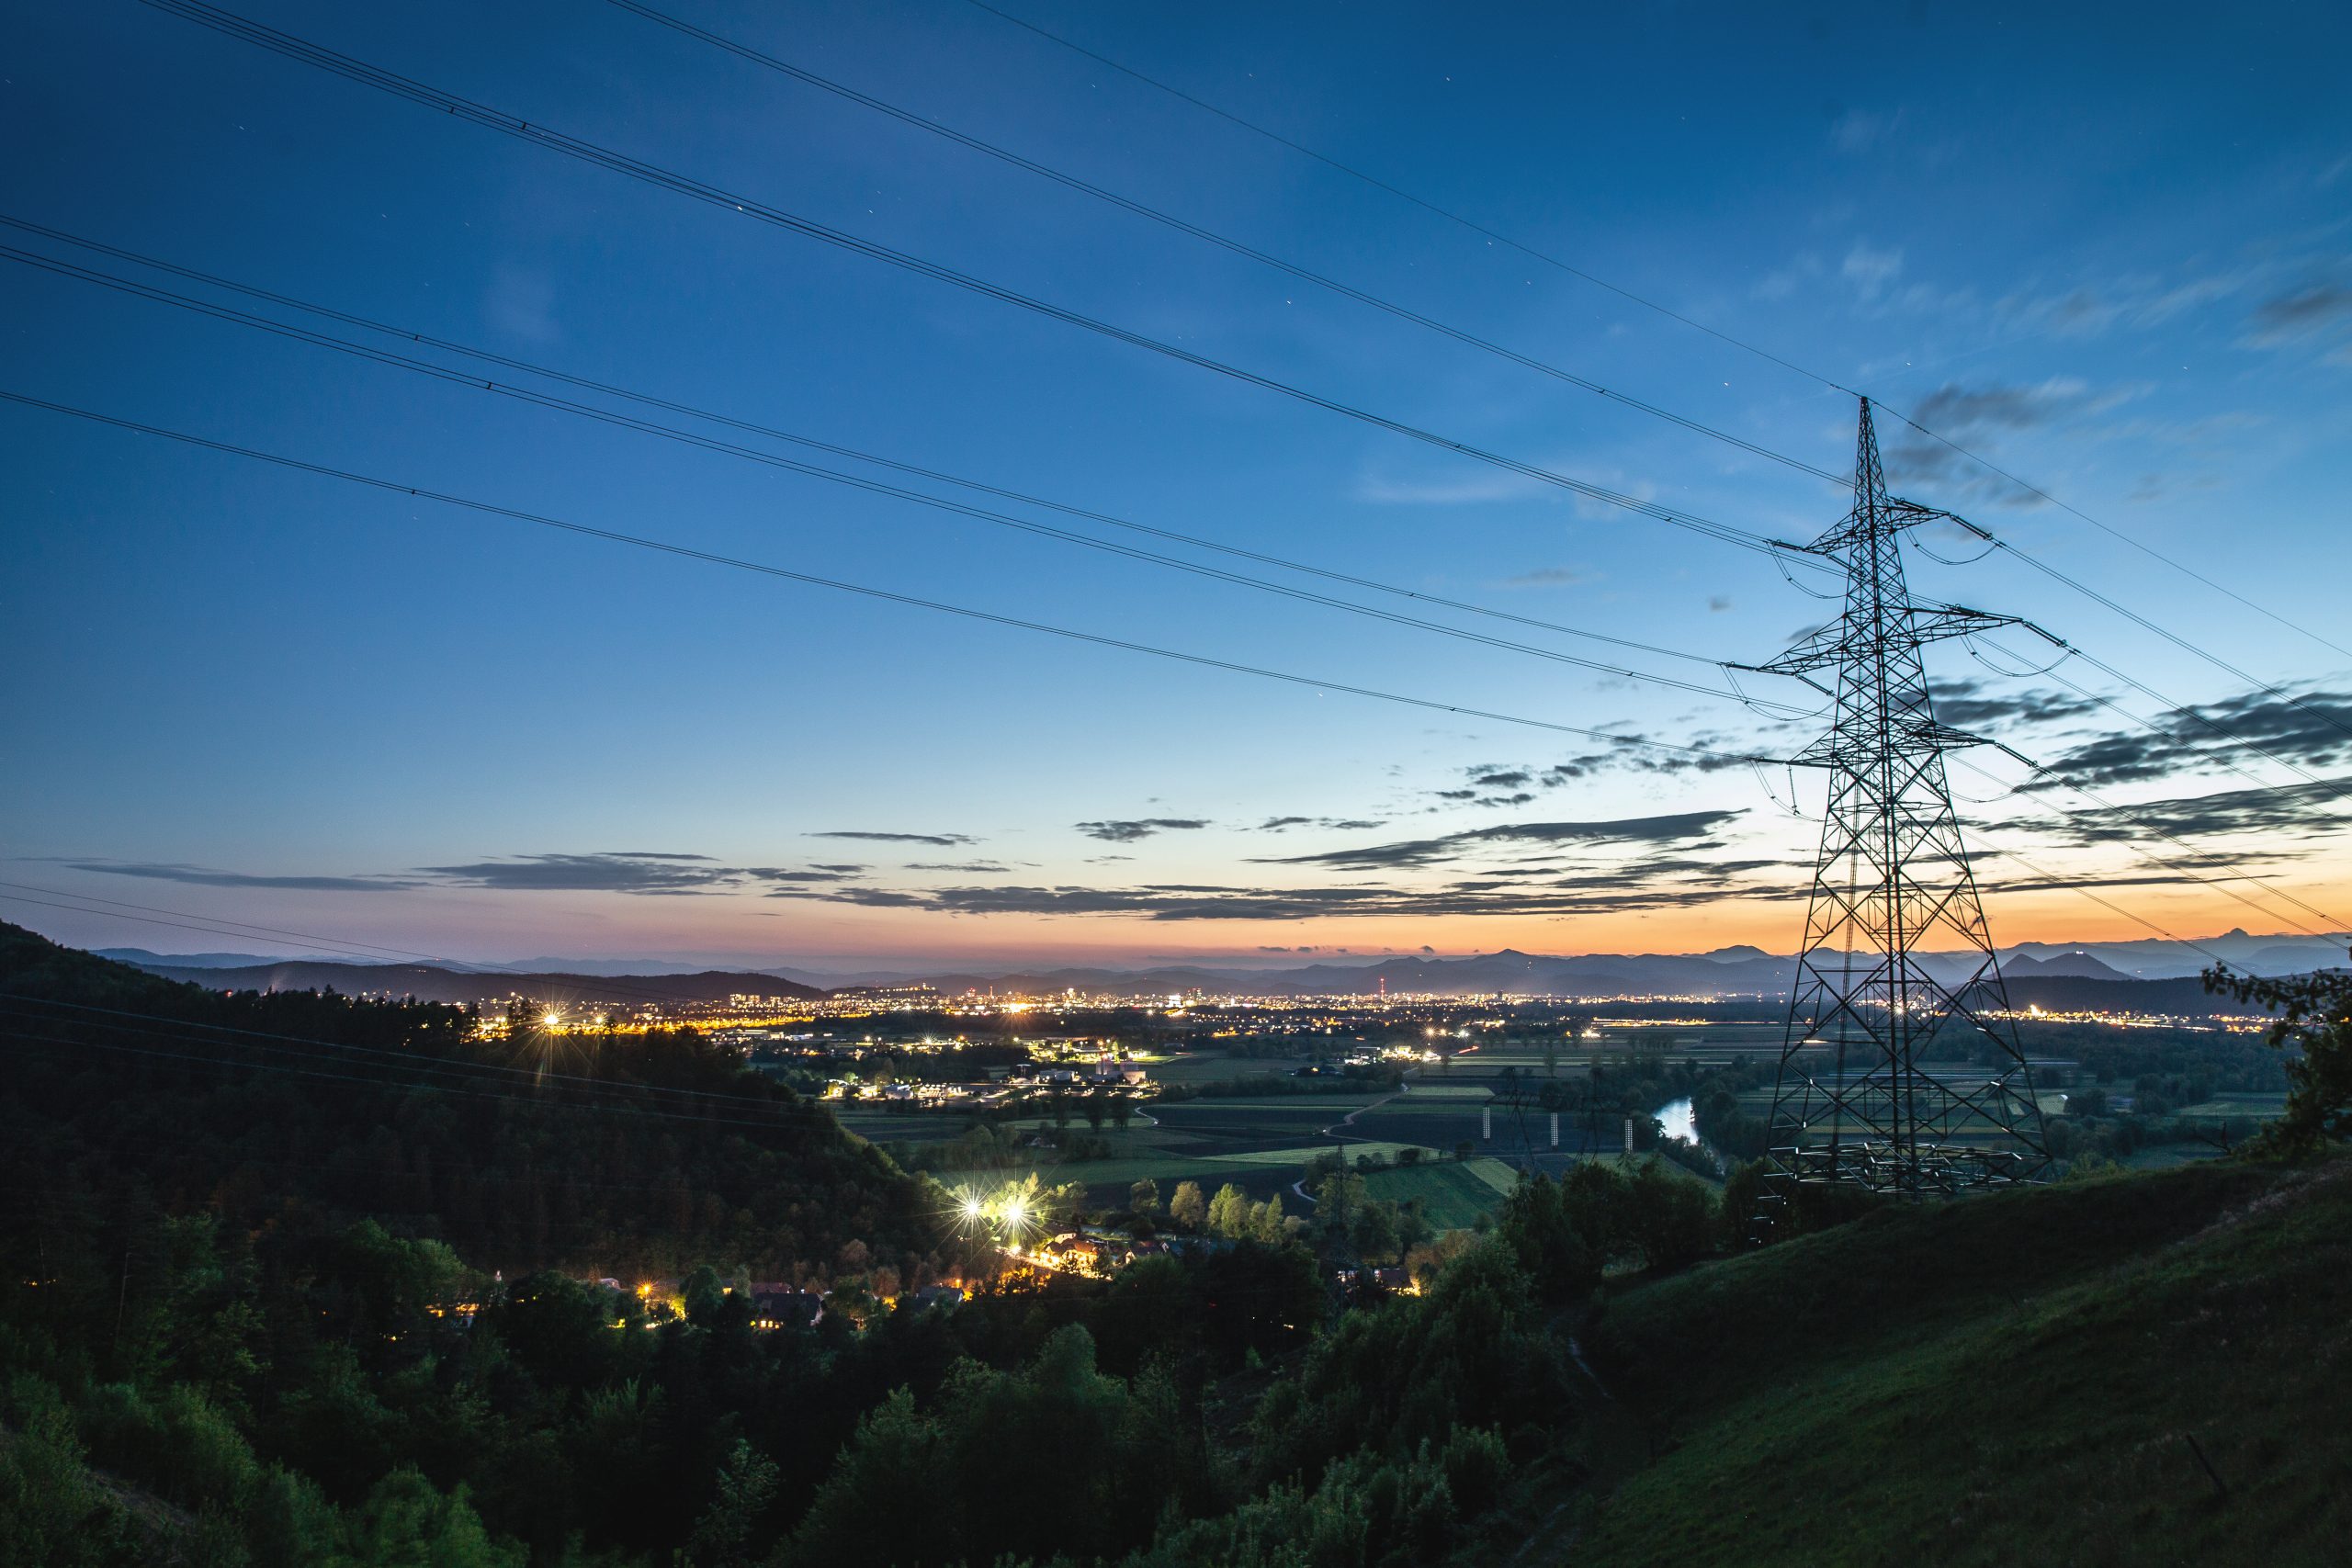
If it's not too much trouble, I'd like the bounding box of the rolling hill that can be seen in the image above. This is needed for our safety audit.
[1466,1156,2352,1567]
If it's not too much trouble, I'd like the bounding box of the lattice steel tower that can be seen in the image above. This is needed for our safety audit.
[1747,400,2049,1227]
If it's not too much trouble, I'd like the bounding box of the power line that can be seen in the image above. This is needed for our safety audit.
[1932,514,2352,747]
[54,209,2328,789]
[0,887,466,967]
[959,0,2352,665]
[1971,846,2233,967]
[0,242,1809,719]
[1960,762,2350,939]
[132,0,1820,572]
[0,386,1797,767]
[0,877,844,1020]
[16,287,2328,957]
[1970,636,2351,809]
[135,3,2347,765]
[0,213,1735,676]
[606,0,1846,487]
[1881,408,2352,661]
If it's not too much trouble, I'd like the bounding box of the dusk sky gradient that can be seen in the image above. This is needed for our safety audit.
[4,0,2348,970]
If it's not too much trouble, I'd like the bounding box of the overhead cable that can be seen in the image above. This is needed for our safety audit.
[606,0,1845,485]
[0,241,1808,717]
[0,387,1799,767]
[133,0,1818,573]
[959,0,2351,663]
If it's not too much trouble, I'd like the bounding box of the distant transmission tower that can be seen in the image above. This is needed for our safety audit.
[1747,399,2050,1228]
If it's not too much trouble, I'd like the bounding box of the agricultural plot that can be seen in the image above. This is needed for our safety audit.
[1363,1158,1521,1229]
[1148,1103,1366,1142]
[830,1111,978,1143]
[1348,1102,1503,1150]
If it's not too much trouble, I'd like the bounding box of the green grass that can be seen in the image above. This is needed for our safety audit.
[1485,1156,2352,1568]
[1363,1158,1521,1228]
[1396,1083,1495,1100]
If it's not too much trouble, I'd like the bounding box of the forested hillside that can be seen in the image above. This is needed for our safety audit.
[5,921,2346,1566]
[0,922,925,1280]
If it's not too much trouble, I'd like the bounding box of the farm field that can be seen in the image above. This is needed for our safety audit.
[1363,1158,1521,1229]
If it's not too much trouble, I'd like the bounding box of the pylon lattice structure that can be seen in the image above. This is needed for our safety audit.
[1748,400,2051,1229]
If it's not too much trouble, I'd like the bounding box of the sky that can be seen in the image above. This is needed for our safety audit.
[3,0,2348,972]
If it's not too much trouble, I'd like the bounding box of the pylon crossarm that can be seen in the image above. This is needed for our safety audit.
[1905,603,2029,645]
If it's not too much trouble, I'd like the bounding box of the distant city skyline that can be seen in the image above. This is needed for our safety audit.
[6,0,2348,966]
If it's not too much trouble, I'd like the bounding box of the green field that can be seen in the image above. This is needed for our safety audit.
[1363,1158,1521,1228]
[1461,1155,2352,1568]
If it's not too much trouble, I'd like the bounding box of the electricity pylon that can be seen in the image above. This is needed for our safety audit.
[1745,399,2051,1229]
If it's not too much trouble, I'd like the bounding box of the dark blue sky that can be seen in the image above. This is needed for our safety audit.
[5,0,2348,967]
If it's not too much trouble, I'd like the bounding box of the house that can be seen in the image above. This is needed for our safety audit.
[904,1284,966,1314]
[747,1291,824,1331]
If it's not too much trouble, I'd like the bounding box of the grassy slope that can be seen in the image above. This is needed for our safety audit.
[1364,1158,1519,1228]
[1499,1157,2352,1568]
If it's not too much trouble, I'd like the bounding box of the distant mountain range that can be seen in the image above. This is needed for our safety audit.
[103,929,2345,1006]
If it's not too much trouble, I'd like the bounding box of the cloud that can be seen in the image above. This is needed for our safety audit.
[413,852,872,895]
[904,861,1013,874]
[1925,678,2104,733]
[61,861,419,893]
[2245,282,2352,350]
[2027,778,2352,848]
[1356,469,1545,506]
[1829,107,1901,153]
[1254,817,1385,833]
[418,852,751,895]
[1075,818,1211,843]
[1444,738,1756,793]
[1261,810,1744,872]
[814,830,978,847]
[1500,567,1589,589]
[763,811,1773,923]
[1912,378,2089,435]
[483,262,559,344]
[1842,242,1904,298]
[2035,686,2352,785]
[1882,377,2143,493]
[770,869,1795,923]
[1468,770,1532,789]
